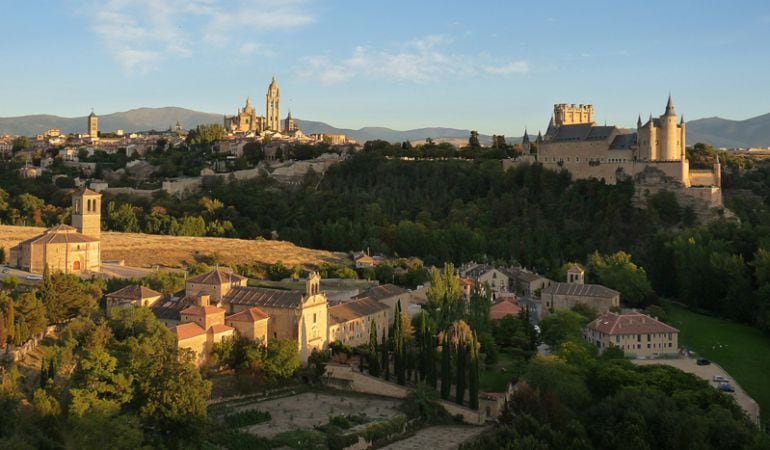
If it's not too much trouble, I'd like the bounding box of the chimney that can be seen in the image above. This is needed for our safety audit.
[198,294,210,307]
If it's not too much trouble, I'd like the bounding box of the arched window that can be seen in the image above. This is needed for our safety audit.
[73,260,81,271]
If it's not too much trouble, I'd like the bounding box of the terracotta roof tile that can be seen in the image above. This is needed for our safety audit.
[208,324,234,335]
[175,322,206,340]
[226,307,270,323]
[587,312,678,335]
[490,298,522,321]
[106,284,163,300]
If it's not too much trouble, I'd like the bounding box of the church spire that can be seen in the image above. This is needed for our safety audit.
[637,114,642,128]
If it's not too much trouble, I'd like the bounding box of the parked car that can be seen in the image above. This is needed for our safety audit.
[696,357,711,365]
[713,375,729,383]
[25,274,42,281]
[1,267,9,274]
[718,383,735,393]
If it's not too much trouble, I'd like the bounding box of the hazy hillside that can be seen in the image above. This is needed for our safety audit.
[687,113,770,148]
[4,106,769,148]
[0,107,222,136]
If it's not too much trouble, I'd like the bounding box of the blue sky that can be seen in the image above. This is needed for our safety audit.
[1,0,769,135]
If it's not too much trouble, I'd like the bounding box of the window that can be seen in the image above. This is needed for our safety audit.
[637,334,641,342]
[313,313,317,324]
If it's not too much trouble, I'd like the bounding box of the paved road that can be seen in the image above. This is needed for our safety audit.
[633,357,760,425]
[0,265,41,285]
[100,263,158,279]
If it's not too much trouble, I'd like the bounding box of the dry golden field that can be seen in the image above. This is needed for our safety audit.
[0,225,346,268]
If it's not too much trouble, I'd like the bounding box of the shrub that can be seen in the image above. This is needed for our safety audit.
[222,409,271,428]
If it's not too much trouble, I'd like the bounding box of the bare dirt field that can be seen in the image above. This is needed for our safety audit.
[0,225,345,268]
[231,392,402,439]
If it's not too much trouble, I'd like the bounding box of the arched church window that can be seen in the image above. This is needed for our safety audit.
[73,260,81,271]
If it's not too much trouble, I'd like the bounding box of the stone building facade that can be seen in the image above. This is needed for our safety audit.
[328,298,389,347]
[224,77,292,134]
[584,312,679,357]
[535,97,722,215]
[10,189,101,274]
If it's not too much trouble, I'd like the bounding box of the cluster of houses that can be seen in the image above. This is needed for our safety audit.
[105,268,413,365]
[102,259,679,366]
[458,262,678,358]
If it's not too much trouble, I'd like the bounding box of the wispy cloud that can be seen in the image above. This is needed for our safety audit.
[86,0,314,73]
[299,35,529,85]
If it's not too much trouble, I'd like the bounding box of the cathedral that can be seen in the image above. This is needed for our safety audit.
[533,96,723,214]
[10,188,102,274]
[224,76,297,135]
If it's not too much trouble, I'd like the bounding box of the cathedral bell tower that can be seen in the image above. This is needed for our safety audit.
[72,188,102,239]
[265,76,281,132]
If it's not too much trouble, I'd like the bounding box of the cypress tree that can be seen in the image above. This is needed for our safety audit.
[455,338,466,406]
[440,332,451,400]
[417,312,428,381]
[40,357,48,388]
[368,320,380,377]
[381,330,389,381]
[0,310,6,348]
[48,357,56,382]
[427,328,437,389]
[468,332,480,410]
[394,300,406,385]
[5,298,14,341]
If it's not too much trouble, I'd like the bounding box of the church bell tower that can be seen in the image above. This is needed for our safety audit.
[265,76,280,132]
[72,188,102,239]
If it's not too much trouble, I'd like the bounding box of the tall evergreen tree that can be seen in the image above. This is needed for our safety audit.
[40,358,48,389]
[440,331,451,400]
[0,310,6,348]
[368,320,380,377]
[455,337,466,406]
[468,331,480,410]
[5,297,14,342]
[394,300,406,385]
[381,330,389,381]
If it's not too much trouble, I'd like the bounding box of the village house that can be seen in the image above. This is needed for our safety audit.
[459,263,510,296]
[539,265,620,319]
[502,267,553,298]
[105,285,163,316]
[489,297,523,321]
[328,298,389,347]
[352,283,411,326]
[584,311,679,357]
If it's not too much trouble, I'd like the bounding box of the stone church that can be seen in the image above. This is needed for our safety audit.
[224,76,295,135]
[10,188,102,274]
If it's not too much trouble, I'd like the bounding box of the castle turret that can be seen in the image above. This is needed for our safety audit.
[659,95,682,161]
[72,188,101,239]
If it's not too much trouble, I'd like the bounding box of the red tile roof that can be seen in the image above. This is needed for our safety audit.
[587,312,678,336]
[106,284,163,300]
[490,298,522,321]
[226,307,270,323]
[175,322,206,340]
[329,298,389,325]
[352,284,409,302]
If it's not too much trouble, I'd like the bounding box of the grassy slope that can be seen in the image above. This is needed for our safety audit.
[0,225,346,268]
[667,302,770,421]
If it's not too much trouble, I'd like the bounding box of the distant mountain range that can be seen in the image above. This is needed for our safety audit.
[1,107,769,148]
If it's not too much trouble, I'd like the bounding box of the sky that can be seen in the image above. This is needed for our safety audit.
[1,0,769,136]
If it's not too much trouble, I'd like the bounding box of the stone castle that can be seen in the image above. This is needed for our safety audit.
[224,76,297,135]
[532,96,723,215]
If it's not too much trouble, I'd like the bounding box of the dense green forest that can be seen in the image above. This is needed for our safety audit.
[3,144,770,333]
